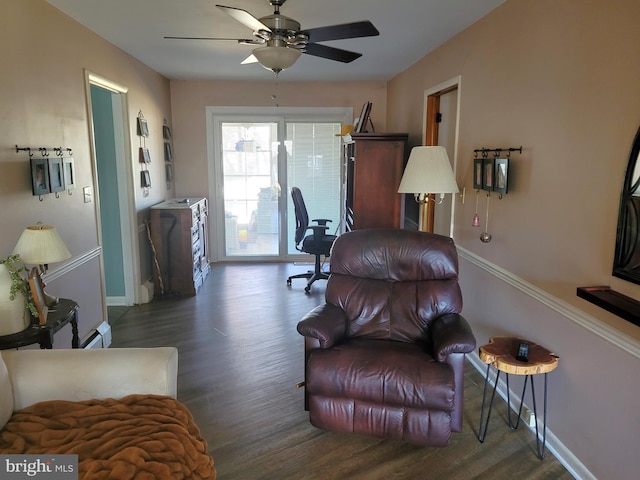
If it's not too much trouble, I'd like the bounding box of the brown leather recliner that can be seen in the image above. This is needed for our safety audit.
[297,228,476,446]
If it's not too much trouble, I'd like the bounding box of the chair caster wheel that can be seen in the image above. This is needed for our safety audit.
[287,279,292,286]
[305,286,311,293]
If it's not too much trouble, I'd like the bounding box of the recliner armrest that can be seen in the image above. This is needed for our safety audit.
[297,303,347,348]
[430,313,477,362]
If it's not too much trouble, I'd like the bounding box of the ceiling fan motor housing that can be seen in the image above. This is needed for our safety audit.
[259,14,308,49]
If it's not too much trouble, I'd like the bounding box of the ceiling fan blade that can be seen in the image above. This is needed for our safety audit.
[303,43,362,63]
[164,36,257,43]
[216,5,272,33]
[241,54,259,65]
[302,21,379,43]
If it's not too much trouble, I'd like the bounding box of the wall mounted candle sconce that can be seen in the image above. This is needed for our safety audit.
[472,146,521,242]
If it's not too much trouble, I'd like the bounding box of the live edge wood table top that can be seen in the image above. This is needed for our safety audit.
[479,336,559,375]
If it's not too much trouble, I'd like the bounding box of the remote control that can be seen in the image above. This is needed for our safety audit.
[516,342,529,362]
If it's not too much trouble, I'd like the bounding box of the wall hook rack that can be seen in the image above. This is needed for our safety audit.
[473,146,521,199]
[473,146,522,157]
[16,145,73,157]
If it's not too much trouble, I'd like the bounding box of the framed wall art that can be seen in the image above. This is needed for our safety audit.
[48,157,65,194]
[141,170,151,188]
[354,101,372,133]
[137,117,149,137]
[483,157,495,191]
[28,268,48,325]
[139,147,151,164]
[30,157,50,196]
[63,158,76,191]
[494,158,509,195]
[473,158,484,190]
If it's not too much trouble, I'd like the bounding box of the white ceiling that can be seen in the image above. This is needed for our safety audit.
[46,0,504,82]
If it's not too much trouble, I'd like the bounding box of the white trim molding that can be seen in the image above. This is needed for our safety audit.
[44,247,101,283]
[458,246,640,359]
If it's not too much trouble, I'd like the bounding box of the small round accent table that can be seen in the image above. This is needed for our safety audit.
[477,336,559,459]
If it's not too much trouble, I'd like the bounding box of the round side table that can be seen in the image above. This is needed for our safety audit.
[477,336,559,460]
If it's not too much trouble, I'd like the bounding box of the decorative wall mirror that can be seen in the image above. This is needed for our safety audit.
[613,126,640,283]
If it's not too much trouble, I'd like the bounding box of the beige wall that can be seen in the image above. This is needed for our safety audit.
[169,79,387,197]
[4,0,639,476]
[1,0,173,339]
[387,0,640,478]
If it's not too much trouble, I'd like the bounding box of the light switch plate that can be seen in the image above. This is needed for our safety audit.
[83,186,92,203]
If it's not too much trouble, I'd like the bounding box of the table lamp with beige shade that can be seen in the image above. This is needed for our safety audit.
[12,224,71,308]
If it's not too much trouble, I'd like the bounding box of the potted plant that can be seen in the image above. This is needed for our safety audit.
[0,254,37,335]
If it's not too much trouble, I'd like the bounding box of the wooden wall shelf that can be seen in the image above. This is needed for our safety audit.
[577,286,640,327]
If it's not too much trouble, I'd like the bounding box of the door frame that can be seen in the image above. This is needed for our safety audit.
[84,71,139,306]
[206,106,352,262]
[422,76,462,237]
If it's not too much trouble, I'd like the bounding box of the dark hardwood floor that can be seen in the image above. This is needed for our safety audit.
[110,263,574,480]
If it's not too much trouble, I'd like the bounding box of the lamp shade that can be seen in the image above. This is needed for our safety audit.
[252,46,301,73]
[397,146,459,195]
[12,224,71,265]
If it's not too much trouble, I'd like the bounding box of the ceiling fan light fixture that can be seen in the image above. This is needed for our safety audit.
[252,45,301,74]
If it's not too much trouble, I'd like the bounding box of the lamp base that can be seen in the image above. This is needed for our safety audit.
[44,291,60,307]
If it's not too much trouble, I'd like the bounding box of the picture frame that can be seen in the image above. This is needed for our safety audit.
[483,157,495,191]
[28,267,48,325]
[163,125,171,140]
[165,163,173,182]
[63,158,76,191]
[137,117,149,137]
[141,170,151,188]
[139,147,151,164]
[164,142,172,163]
[494,158,509,195]
[30,157,50,195]
[354,101,372,133]
[473,158,484,190]
[48,157,64,193]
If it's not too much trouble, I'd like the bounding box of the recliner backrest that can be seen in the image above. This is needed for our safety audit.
[326,228,462,343]
[291,187,310,246]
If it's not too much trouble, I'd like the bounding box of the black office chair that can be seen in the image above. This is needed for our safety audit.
[286,187,337,293]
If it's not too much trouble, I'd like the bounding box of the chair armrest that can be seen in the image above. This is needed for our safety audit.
[430,313,477,362]
[297,304,348,348]
[311,218,332,226]
[2,347,178,411]
[307,225,329,236]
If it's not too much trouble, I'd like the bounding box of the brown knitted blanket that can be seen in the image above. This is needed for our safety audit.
[0,394,216,480]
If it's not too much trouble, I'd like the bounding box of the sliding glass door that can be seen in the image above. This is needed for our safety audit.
[285,122,342,254]
[220,122,280,256]
[211,108,349,261]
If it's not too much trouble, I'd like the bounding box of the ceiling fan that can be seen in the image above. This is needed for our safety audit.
[165,0,379,75]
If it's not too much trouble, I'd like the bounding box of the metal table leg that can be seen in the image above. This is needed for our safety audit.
[478,363,500,443]
[504,372,549,460]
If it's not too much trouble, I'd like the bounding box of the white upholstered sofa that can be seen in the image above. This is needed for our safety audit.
[0,347,216,479]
